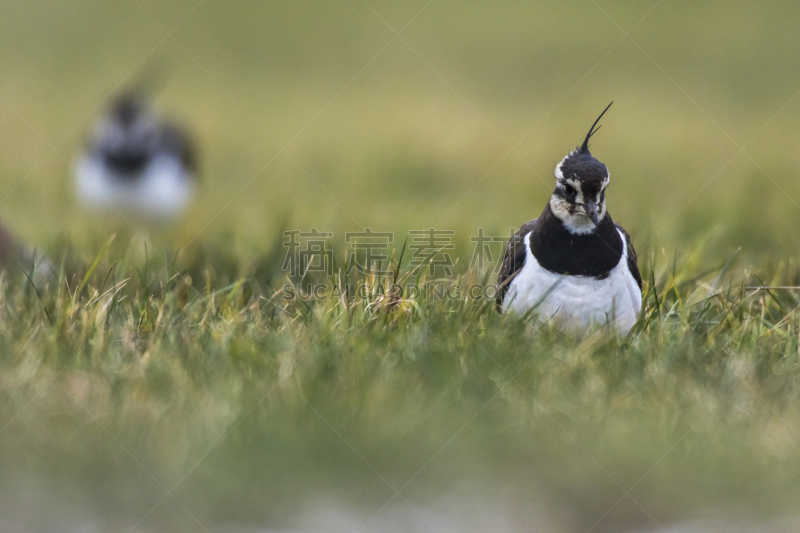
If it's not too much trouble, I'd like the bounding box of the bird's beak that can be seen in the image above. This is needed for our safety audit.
[583,200,600,227]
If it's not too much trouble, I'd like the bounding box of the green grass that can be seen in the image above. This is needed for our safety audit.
[0,241,799,531]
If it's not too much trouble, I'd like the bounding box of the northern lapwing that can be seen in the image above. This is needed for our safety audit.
[75,93,196,220]
[496,103,642,334]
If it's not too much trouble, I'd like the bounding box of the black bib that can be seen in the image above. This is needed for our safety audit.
[528,204,623,279]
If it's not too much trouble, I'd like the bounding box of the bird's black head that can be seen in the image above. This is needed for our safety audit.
[549,102,613,235]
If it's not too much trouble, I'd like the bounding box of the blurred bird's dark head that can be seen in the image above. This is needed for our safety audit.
[110,93,148,128]
[91,93,160,170]
[549,102,613,235]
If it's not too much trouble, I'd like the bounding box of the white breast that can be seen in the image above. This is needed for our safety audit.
[75,153,194,219]
[503,229,642,335]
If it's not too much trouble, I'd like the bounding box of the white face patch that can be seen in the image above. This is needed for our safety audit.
[554,154,570,181]
[550,195,597,234]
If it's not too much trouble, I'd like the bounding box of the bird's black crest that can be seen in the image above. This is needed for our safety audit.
[557,102,613,184]
[577,101,613,155]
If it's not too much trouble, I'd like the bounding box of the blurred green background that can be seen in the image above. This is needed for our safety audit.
[2,0,800,264]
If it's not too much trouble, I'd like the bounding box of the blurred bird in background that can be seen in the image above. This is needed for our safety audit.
[75,90,197,222]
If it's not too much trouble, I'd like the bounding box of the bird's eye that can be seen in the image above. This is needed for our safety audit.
[564,183,576,196]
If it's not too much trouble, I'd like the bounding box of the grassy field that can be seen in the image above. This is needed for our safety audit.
[2,244,800,532]
[2,0,800,531]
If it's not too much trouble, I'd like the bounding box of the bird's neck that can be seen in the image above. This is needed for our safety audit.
[540,201,617,239]
[529,203,623,277]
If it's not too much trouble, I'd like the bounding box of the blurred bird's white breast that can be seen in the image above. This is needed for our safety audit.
[76,154,194,219]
